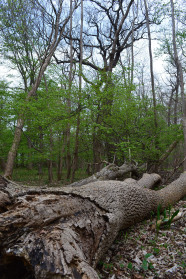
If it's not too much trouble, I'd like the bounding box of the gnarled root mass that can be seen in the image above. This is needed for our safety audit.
[0,172,185,279]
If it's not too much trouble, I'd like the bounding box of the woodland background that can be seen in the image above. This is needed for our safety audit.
[0,0,185,184]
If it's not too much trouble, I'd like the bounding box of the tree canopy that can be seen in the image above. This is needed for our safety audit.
[0,0,185,182]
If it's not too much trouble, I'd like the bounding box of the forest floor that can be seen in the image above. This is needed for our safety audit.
[97,199,186,279]
[4,168,186,278]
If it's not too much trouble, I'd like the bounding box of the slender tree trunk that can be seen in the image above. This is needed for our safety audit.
[174,85,179,124]
[57,134,66,181]
[141,66,146,99]
[144,0,157,128]
[150,139,180,172]
[0,159,6,172]
[27,122,33,170]
[66,130,71,179]
[168,87,175,126]
[48,130,53,184]
[180,66,186,170]
[71,114,80,182]
[27,141,33,170]
[66,0,73,180]
[170,0,186,170]
[4,118,24,179]
[43,74,54,184]
[71,0,83,182]
[131,27,134,85]
[48,160,53,183]
[38,126,44,178]
[131,1,138,85]
[92,130,103,173]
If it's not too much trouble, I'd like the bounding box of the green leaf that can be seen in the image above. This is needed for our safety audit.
[144,253,153,259]
[127,262,133,270]
[142,260,148,271]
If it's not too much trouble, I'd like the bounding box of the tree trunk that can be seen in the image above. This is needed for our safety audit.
[69,163,140,187]
[66,132,71,180]
[144,0,157,129]
[27,121,33,170]
[174,84,179,124]
[48,130,53,184]
[4,118,24,179]
[170,0,186,170]
[0,171,185,279]
[57,134,66,181]
[48,160,53,184]
[150,139,180,172]
[66,0,73,181]
[38,126,44,178]
[48,129,54,184]
[92,132,103,173]
[0,158,6,172]
[71,0,83,183]
[71,113,80,182]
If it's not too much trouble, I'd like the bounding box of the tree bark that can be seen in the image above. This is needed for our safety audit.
[0,158,6,172]
[4,118,24,179]
[0,172,185,279]
[144,0,157,129]
[69,163,140,187]
[170,0,186,170]
[0,171,185,278]
[48,160,53,184]
[71,0,83,183]
[57,134,66,181]
[66,0,73,181]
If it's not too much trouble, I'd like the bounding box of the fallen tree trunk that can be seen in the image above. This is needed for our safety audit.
[0,172,185,279]
[69,162,140,187]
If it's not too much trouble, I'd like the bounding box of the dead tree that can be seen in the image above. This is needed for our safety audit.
[70,162,140,187]
[0,170,185,279]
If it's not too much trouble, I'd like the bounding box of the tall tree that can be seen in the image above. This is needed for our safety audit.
[170,0,186,170]
[66,0,74,180]
[55,0,160,166]
[143,0,157,128]
[71,0,83,182]
[1,0,79,179]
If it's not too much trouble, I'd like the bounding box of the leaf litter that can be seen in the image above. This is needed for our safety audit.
[97,200,186,279]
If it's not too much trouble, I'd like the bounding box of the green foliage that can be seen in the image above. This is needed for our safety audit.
[155,204,180,234]
[127,262,133,270]
[167,207,179,229]
[0,80,14,164]
[0,65,183,180]
[141,253,155,272]
[0,0,39,87]
[153,247,160,255]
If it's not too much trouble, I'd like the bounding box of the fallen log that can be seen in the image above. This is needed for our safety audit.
[0,172,185,279]
[69,162,139,187]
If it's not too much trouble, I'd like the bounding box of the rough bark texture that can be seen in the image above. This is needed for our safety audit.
[0,172,185,279]
[4,118,24,179]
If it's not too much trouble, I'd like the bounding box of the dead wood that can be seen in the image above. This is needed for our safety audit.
[0,172,185,279]
[69,163,140,187]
